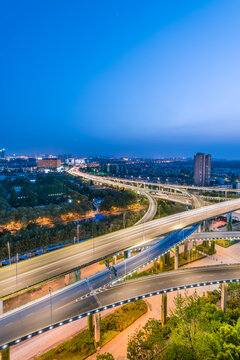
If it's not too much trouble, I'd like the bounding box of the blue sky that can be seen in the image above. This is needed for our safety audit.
[1,0,240,158]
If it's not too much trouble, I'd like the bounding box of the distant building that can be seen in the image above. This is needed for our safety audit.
[194,153,211,186]
[58,154,72,163]
[205,154,211,185]
[37,158,61,168]
[66,158,86,166]
[0,157,37,170]
[236,182,240,189]
[0,149,6,158]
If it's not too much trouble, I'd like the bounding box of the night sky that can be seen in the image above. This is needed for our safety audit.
[1,0,240,158]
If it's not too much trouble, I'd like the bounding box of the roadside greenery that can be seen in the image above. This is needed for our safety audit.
[0,209,145,260]
[127,286,240,360]
[0,173,144,259]
[154,200,187,219]
[127,241,215,280]
[37,300,147,360]
[201,191,239,199]
[96,353,115,360]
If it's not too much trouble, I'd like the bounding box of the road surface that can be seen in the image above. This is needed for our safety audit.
[1,262,240,348]
[1,197,240,297]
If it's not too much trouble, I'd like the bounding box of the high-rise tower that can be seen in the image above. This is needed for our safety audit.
[194,153,211,186]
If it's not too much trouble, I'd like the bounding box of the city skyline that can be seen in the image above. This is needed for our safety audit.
[1,0,240,158]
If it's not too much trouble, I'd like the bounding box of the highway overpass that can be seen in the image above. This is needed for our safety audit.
[1,262,240,349]
[189,231,240,241]
[83,171,240,194]
[1,197,240,297]
[1,170,240,349]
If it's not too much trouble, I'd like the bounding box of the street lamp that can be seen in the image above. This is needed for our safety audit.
[16,253,18,290]
[7,242,11,265]
[49,287,53,325]
[92,235,95,258]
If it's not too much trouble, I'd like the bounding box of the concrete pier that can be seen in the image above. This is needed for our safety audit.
[174,247,179,270]
[221,283,227,313]
[159,256,164,272]
[1,347,10,360]
[161,293,167,327]
[94,312,101,343]
[74,269,81,282]
[184,239,188,259]
[64,273,70,286]
[227,212,233,232]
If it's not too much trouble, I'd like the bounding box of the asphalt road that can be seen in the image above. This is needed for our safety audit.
[135,191,157,224]
[89,171,240,194]
[1,262,240,348]
[0,189,157,298]
[1,197,240,297]
[189,231,240,240]
[0,225,198,347]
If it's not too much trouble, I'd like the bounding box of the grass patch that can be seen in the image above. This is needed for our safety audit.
[128,250,207,280]
[216,239,238,248]
[37,300,147,360]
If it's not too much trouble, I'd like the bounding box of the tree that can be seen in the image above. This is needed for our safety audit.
[127,319,165,360]
[162,292,226,360]
[9,189,18,207]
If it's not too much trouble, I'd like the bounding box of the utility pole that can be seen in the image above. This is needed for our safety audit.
[7,242,11,265]
[123,212,126,229]
[16,253,18,290]
[49,287,53,325]
[92,235,95,258]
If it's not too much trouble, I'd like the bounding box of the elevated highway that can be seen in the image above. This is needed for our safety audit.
[84,171,240,194]
[1,170,240,348]
[70,169,205,209]
[1,197,240,297]
[1,262,240,348]
[189,231,240,241]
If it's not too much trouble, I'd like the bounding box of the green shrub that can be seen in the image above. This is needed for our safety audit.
[54,344,64,354]
[97,353,115,360]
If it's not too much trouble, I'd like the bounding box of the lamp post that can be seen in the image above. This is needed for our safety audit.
[92,235,95,258]
[16,253,18,290]
[7,242,11,265]
[49,287,53,325]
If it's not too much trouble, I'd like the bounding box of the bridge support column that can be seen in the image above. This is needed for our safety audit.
[227,212,233,232]
[88,314,93,331]
[203,220,209,232]
[174,247,179,270]
[161,293,167,327]
[184,239,188,260]
[193,240,197,252]
[221,283,227,313]
[94,312,101,343]
[159,256,164,272]
[124,250,131,259]
[164,253,170,267]
[113,255,117,264]
[65,273,70,286]
[198,223,202,233]
[209,240,215,253]
[1,347,10,360]
[74,269,81,282]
